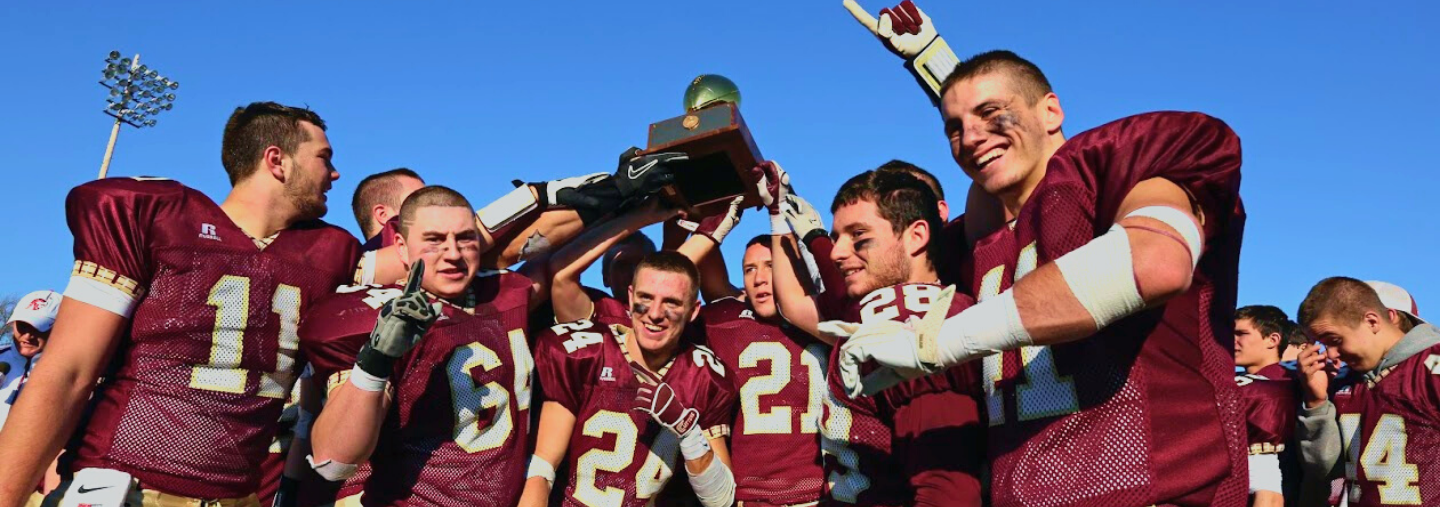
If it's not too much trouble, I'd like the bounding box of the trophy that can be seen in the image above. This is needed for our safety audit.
[642,74,764,216]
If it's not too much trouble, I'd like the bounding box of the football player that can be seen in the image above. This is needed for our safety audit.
[0,102,361,507]
[303,186,545,507]
[1233,305,1300,506]
[696,234,831,506]
[1296,278,1438,506]
[1236,305,1297,380]
[522,251,738,507]
[763,165,983,507]
[841,4,1249,505]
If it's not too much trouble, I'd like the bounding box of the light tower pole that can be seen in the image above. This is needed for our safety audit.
[98,51,180,179]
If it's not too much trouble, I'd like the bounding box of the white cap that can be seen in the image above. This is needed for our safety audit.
[8,290,61,333]
[1365,280,1422,324]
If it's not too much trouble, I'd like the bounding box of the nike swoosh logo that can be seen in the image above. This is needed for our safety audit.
[627,159,659,180]
[76,486,112,494]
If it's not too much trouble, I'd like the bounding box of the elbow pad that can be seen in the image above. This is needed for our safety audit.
[687,458,735,507]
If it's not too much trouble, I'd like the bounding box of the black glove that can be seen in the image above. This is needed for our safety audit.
[354,260,440,378]
[552,147,687,225]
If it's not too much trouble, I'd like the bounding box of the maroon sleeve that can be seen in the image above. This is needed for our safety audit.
[65,179,180,296]
[690,346,739,434]
[886,368,984,507]
[299,289,384,384]
[1236,375,1297,450]
[1042,111,1242,244]
[535,321,601,414]
[937,217,971,287]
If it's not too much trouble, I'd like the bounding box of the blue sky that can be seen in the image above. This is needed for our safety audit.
[0,1,1435,321]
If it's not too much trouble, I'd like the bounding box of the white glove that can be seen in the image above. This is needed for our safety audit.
[679,196,745,244]
[826,285,958,397]
[751,161,793,234]
[536,172,608,208]
[843,0,939,60]
[782,194,827,242]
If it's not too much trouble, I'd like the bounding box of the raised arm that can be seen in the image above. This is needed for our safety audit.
[517,401,576,507]
[548,199,679,323]
[0,300,124,507]
[842,0,960,105]
[673,197,746,302]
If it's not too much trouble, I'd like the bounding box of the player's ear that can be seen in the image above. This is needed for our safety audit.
[905,219,930,258]
[372,204,393,230]
[1040,92,1064,135]
[263,145,287,181]
[1265,332,1281,350]
[394,238,410,269]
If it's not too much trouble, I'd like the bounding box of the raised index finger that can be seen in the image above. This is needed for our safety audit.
[403,259,426,295]
[842,0,881,35]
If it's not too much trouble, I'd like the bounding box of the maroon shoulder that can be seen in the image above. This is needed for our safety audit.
[281,220,362,286]
[474,270,533,311]
[1235,374,1297,452]
[699,296,749,324]
[590,289,631,326]
[299,285,390,382]
[681,343,740,432]
[361,216,401,252]
[534,319,609,414]
[66,177,191,288]
[1045,111,1242,241]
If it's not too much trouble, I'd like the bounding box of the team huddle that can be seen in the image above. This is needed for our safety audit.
[1,2,1437,507]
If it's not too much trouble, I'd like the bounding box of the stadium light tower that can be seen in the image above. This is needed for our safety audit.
[98,51,180,179]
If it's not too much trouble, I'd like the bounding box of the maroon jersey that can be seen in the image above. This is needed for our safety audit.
[699,297,828,504]
[300,271,535,507]
[1236,374,1296,455]
[1331,341,1440,506]
[964,112,1247,507]
[534,320,737,507]
[62,178,359,499]
[821,283,984,507]
[356,217,401,285]
[589,288,631,327]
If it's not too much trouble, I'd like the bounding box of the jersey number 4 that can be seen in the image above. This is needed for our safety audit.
[1339,413,1422,504]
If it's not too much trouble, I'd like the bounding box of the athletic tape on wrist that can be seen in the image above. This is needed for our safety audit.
[770,213,790,236]
[1054,224,1145,329]
[348,365,389,392]
[1247,453,1283,494]
[1124,205,1203,269]
[679,425,712,462]
[476,185,538,234]
[526,455,556,487]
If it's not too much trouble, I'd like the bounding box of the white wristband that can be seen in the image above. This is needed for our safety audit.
[476,185,538,234]
[307,456,358,481]
[679,425,712,462]
[348,365,388,392]
[526,455,556,487]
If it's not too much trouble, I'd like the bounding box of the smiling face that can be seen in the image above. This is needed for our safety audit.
[397,205,482,299]
[941,71,1063,208]
[627,266,699,359]
[1305,312,1392,372]
[831,199,911,299]
[741,242,777,319]
[282,121,339,221]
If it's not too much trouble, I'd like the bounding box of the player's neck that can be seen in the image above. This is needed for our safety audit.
[624,329,678,374]
[1001,135,1067,219]
[220,182,301,241]
[1243,359,1277,375]
[904,265,939,286]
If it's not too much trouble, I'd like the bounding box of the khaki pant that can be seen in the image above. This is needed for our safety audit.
[38,479,261,507]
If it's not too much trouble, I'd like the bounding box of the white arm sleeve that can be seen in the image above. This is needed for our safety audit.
[687,457,735,507]
[1248,452,1283,494]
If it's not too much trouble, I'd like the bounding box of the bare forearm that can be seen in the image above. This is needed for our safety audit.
[485,210,584,269]
[517,477,552,507]
[1251,491,1283,507]
[310,383,388,465]
[550,212,650,321]
[677,237,740,302]
[770,234,822,339]
[0,367,93,507]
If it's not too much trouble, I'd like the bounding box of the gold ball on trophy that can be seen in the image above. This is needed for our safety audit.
[683,74,741,112]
